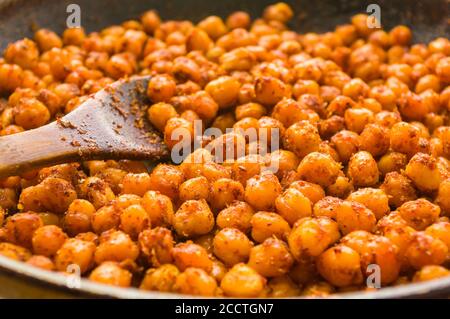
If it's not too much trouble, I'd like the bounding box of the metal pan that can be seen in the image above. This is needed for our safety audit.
[0,0,449,298]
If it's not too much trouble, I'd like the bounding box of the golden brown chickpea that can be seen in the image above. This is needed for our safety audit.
[119,204,150,239]
[105,53,136,79]
[140,264,180,292]
[174,267,218,296]
[347,188,390,220]
[179,176,210,202]
[213,228,253,266]
[209,178,244,212]
[266,150,300,179]
[263,2,293,23]
[377,152,408,176]
[79,177,115,209]
[317,244,363,287]
[436,179,450,216]
[147,75,177,103]
[404,153,442,192]
[220,263,266,297]
[26,255,55,271]
[226,11,251,30]
[288,216,340,260]
[173,199,214,237]
[235,103,266,120]
[205,76,241,109]
[283,121,321,159]
[390,121,423,157]
[348,151,379,187]
[275,187,312,226]
[389,25,412,46]
[62,27,86,46]
[138,227,174,267]
[313,196,343,219]
[359,124,390,158]
[197,16,227,40]
[141,190,174,228]
[74,232,99,245]
[425,222,450,250]
[149,164,185,200]
[120,173,151,197]
[13,98,50,130]
[398,199,440,231]
[344,108,373,134]
[172,241,212,272]
[248,237,293,277]
[257,116,285,145]
[55,238,96,274]
[297,152,341,187]
[267,275,301,297]
[413,265,450,282]
[245,172,282,211]
[91,205,120,234]
[186,28,213,52]
[301,281,335,297]
[0,64,24,93]
[250,211,291,243]
[271,99,307,128]
[4,38,39,69]
[335,200,377,235]
[255,76,291,106]
[212,113,236,133]
[89,262,132,287]
[34,29,62,51]
[4,212,43,249]
[32,225,67,257]
[330,130,360,164]
[435,57,450,83]
[216,201,254,233]
[0,242,31,261]
[94,230,139,264]
[141,10,161,34]
[404,232,448,270]
[380,172,417,208]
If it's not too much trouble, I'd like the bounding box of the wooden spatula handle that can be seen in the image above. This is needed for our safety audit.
[0,123,80,178]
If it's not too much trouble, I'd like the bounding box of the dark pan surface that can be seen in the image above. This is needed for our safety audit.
[0,0,449,298]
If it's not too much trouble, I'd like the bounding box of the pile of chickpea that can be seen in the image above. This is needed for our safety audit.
[0,2,450,297]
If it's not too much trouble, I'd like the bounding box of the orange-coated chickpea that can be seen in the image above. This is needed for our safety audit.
[55,238,96,274]
[138,227,174,267]
[173,199,214,237]
[94,230,139,263]
[216,201,254,233]
[348,151,379,187]
[89,262,132,287]
[220,263,266,297]
[275,187,312,225]
[213,228,253,266]
[172,241,212,272]
[248,237,294,277]
[32,225,67,257]
[245,172,282,211]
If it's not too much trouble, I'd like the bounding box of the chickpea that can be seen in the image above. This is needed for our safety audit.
[301,281,335,297]
[435,57,450,83]
[4,212,43,249]
[55,238,96,274]
[186,28,213,52]
[32,225,67,257]
[275,187,312,226]
[0,242,31,261]
[283,121,321,159]
[288,216,340,260]
[413,265,450,282]
[248,237,293,277]
[94,230,139,264]
[209,178,244,212]
[380,172,417,208]
[179,176,210,202]
[313,196,343,219]
[174,267,218,296]
[213,228,253,266]
[425,222,450,250]
[266,150,300,178]
[405,153,442,192]
[79,177,115,209]
[172,242,212,272]
[250,211,291,243]
[404,232,448,269]
[436,179,450,216]
[138,227,174,267]
[141,10,161,34]
[4,38,39,69]
[267,275,301,297]
[271,98,308,128]
[62,27,86,46]
[226,11,251,30]
[149,164,184,200]
[347,188,390,220]
[330,130,360,164]
[359,124,390,158]
[297,152,341,187]
[204,76,241,109]
[0,64,23,93]
[335,200,377,235]
[377,152,407,176]
[141,190,174,228]
[397,199,440,231]
[245,172,282,211]
[173,199,214,237]
[119,204,150,239]
[105,53,136,79]
[220,263,266,297]
[216,201,254,233]
[254,76,291,106]
[26,255,55,271]
[140,264,180,292]
[89,262,132,287]
[13,98,50,130]
[91,205,120,234]
[317,245,363,287]
[146,75,176,103]
[263,2,293,23]
[34,29,63,51]
[348,151,379,187]
[235,103,266,120]
[389,25,412,46]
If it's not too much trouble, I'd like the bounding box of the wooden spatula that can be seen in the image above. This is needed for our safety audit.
[0,76,169,178]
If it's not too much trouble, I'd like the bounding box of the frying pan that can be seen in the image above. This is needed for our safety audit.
[0,0,449,298]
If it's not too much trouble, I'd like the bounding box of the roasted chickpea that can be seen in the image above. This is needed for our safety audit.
[63,199,96,236]
[179,176,210,202]
[94,230,139,264]
[209,178,244,211]
[220,263,266,297]
[330,130,360,164]
[213,228,253,266]
[359,124,390,157]
[32,225,67,257]
[26,255,55,271]
[275,187,312,225]
[140,264,179,292]
[34,29,63,51]
[226,11,251,30]
[174,267,218,296]
[14,98,50,130]
[297,152,341,187]
[347,188,390,220]
[89,262,132,287]
[254,76,291,106]
[250,211,291,243]
[245,173,282,211]
[335,200,377,235]
[348,151,379,187]
[172,241,212,272]
[283,121,321,159]
[55,238,96,274]
[405,153,442,192]
[248,237,294,277]
[119,204,150,239]
[149,164,185,200]
[4,212,43,248]
[173,199,214,237]
[404,232,448,269]
[425,222,450,250]
[398,199,440,231]
[216,201,254,233]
